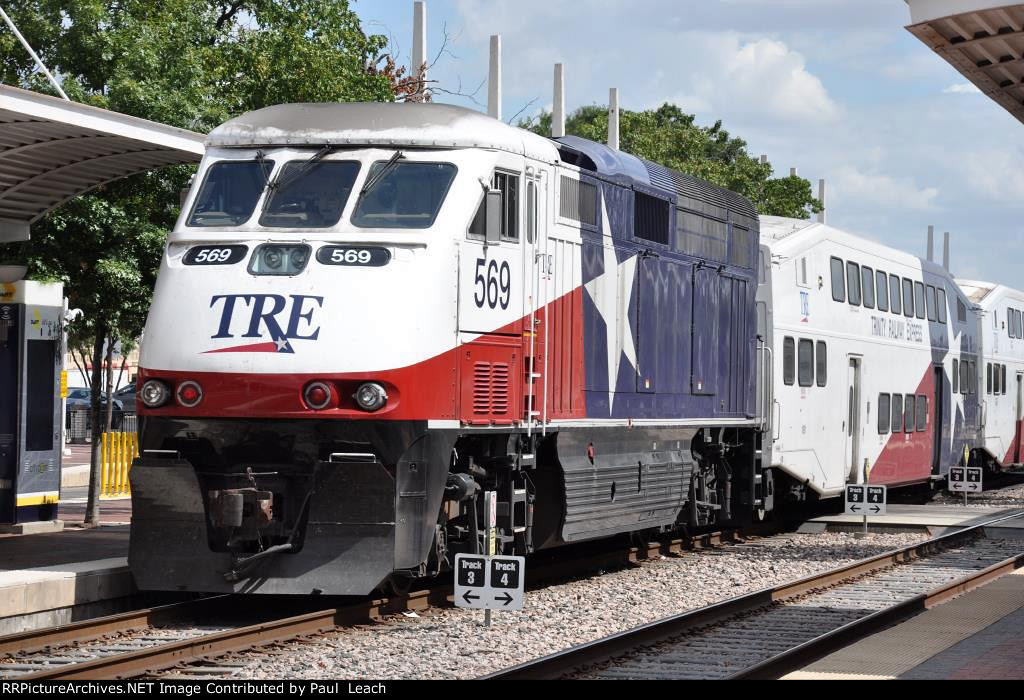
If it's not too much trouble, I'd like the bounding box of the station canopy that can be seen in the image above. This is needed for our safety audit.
[0,85,205,242]
[907,1,1024,125]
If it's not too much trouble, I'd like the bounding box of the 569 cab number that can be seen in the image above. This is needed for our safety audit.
[474,258,511,310]
[183,245,248,265]
[316,246,391,267]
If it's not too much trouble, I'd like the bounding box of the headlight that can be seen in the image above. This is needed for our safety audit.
[176,380,203,408]
[140,380,171,408]
[303,381,333,410]
[354,382,388,412]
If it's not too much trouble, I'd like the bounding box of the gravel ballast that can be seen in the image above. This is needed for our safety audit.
[218,532,930,680]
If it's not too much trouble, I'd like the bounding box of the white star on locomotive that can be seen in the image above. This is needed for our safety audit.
[584,195,639,413]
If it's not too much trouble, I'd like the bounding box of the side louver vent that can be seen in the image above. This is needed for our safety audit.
[473,361,510,416]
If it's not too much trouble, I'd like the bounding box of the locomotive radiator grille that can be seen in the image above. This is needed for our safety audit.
[473,361,510,416]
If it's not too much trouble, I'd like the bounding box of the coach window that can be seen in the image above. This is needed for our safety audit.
[970,361,978,395]
[916,395,928,432]
[987,363,993,394]
[878,393,891,434]
[892,394,903,435]
[1017,310,1023,338]
[188,160,273,227]
[889,273,902,315]
[914,281,926,319]
[816,341,827,387]
[830,257,845,303]
[798,339,814,387]
[953,359,959,394]
[926,285,937,322]
[937,288,948,324]
[847,261,862,306]
[876,270,889,312]
[1003,364,1008,395]
[959,360,969,395]
[902,278,914,319]
[783,337,795,386]
[957,298,968,324]
[904,394,915,433]
[352,161,458,229]
[1008,309,1014,338]
[861,266,875,309]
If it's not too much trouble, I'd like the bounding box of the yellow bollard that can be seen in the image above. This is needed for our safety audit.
[100,431,137,499]
[101,432,109,498]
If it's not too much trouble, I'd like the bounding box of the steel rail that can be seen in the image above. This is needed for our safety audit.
[482,510,1024,680]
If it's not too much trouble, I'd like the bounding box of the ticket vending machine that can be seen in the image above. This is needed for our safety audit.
[0,281,64,530]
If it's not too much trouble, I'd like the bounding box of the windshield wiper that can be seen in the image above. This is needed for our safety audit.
[255,149,272,189]
[269,144,335,193]
[359,150,405,196]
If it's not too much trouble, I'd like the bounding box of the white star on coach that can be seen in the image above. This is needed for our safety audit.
[274,337,289,351]
[584,195,639,413]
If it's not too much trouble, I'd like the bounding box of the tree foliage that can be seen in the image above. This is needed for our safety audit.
[0,0,396,523]
[524,104,822,219]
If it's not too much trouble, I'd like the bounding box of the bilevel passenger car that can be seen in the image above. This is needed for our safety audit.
[761,215,982,501]
[956,281,1024,469]
[129,103,771,595]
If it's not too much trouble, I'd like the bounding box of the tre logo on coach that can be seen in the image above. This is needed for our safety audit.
[205,294,324,355]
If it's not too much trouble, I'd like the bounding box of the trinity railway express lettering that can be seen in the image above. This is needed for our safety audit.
[870,316,924,343]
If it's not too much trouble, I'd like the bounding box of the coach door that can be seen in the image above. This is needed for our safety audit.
[1016,374,1023,464]
[933,366,944,474]
[846,357,862,482]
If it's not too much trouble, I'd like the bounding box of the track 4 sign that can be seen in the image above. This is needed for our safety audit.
[845,485,886,515]
[454,553,525,611]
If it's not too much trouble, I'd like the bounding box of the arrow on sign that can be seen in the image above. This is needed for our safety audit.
[462,591,480,605]
[495,592,514,606]
[968,484,979,491]
[850,504,861,512]
[870,506,881,513]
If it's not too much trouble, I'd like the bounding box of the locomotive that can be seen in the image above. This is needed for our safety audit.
[129,102,770,595]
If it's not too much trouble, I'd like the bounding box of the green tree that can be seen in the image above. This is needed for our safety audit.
[524,104,822,218]
[0,0,395,525]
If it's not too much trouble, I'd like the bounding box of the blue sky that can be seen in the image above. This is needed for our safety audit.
[354,0,1024,287]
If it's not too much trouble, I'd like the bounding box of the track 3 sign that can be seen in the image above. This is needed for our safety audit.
[949,467,983,493]
[454,553,525,611]
[845,484,886,515]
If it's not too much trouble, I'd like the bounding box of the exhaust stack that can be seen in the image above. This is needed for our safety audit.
[608,88,619,151]
[488,35,501,119]
[412,1,427,95]
[927,225,935,262]
[817,179,827,225]
[943,232,950,272]
[552,63,565,138]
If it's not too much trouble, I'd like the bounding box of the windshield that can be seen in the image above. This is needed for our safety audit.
[187,161,272,227]
[260,161,360,228]
[351,162,457,229]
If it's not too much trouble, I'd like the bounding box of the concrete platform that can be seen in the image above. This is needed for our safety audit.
[0,526,133,634]
[784,567,1024,680]
[798,504,1024,535]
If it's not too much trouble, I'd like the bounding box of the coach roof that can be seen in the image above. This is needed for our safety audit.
[207,102,560,162]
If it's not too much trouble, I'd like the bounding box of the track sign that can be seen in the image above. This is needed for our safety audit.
[865,485,887,515]
[949,467,981,493]
[454,553,525,611]
[845,485,865,515]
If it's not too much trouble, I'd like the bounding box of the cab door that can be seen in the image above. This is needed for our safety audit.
[457,169,525,425]
[522,168,548,428]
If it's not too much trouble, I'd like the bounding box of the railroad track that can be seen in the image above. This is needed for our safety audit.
[0,524,775,680]
[483,512,1024,680]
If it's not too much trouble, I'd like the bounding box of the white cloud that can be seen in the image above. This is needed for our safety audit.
[664,35,839,125]
[943,82,981,94]
[962,148,1024,204]
[831,166,940,212]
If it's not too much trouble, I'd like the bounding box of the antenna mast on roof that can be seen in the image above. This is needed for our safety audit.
[488,35,502,119]
[608,88,619,150]
[552,63,565,138]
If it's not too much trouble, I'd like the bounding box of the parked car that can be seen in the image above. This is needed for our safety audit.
[114,384,136,413]
[66,387,124,429]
